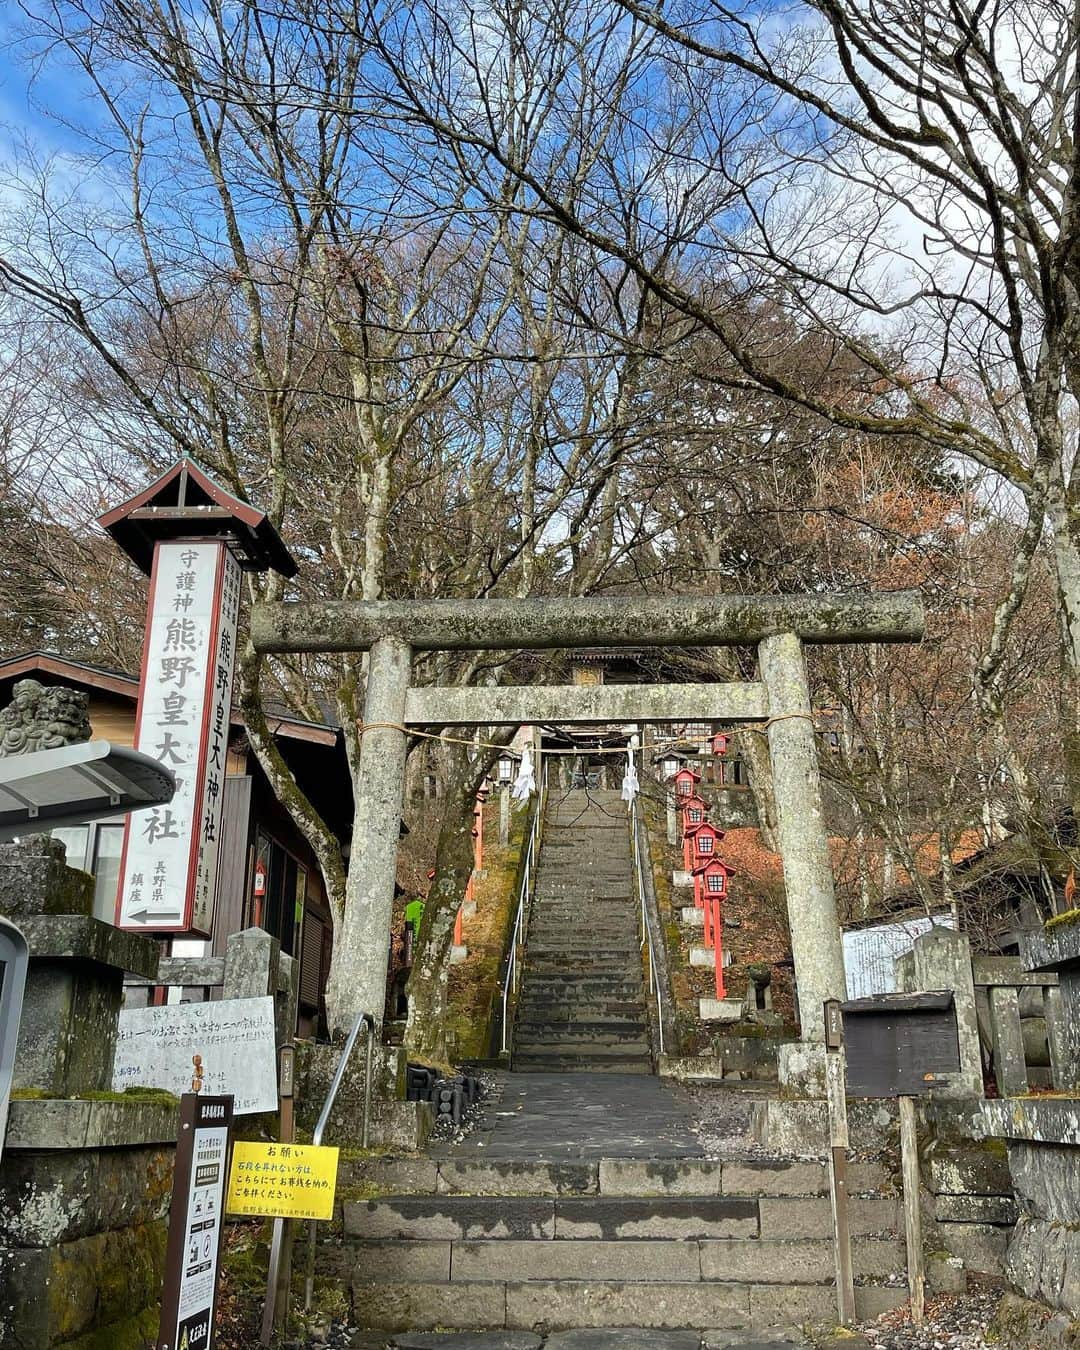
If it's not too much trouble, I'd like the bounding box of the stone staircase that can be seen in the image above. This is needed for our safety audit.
[327,1153,907,1334]
[512,789,652,1073]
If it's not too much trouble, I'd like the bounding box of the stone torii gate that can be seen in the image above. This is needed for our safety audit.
[251,592,924,1042]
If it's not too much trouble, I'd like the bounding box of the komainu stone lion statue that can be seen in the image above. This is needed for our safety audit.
[0,678,92,756]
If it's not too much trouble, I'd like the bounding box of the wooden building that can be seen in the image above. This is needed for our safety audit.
[0,651,350,1036]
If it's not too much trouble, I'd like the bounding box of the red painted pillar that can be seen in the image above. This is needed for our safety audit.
[702,883,713,948]
[713,898,726,998]
[454,904,464,945]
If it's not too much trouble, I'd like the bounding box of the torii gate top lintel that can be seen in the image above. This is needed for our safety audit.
[251,590,924,655]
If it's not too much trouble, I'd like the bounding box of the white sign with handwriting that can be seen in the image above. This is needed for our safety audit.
[113,996,277,1114]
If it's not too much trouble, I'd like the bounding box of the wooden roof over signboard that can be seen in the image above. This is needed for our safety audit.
[98,457,297,578]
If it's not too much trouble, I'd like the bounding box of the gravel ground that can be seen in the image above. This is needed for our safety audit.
[856,1289,1002,1350]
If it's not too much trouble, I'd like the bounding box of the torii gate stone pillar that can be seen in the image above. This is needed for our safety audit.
[252,592,924,1040]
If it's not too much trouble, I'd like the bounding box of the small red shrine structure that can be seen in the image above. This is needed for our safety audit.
[711,731,730,757]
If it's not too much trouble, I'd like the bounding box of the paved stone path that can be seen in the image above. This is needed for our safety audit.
[349,1328,808,1347]
[428,1072,704,1160]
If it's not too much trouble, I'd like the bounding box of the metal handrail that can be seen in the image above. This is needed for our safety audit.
[303,1009,376,1311]
[500,761,548,1056]
[629,794,666,1057]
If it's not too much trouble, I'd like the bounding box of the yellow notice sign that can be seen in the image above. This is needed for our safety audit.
[225,1141,339,1221]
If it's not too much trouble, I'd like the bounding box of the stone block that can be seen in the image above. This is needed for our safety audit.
[854,1287,908,1319]
[452,1238,692,1282]
[439,1160,598,1196]
[1006,1216,1080,1315]
[758,1196,898,1239]
[938,1220,1008,1275]
[504,1280,749,1330]
[346,1197,556,1241]
[672,871,692,888]
[924,1143,1012,1196]
[450,944,468,963]
[347,1240,451,1282]
[907,928,983,1098]
[747,1284,835,1323]
[555,1197,757,1240]
[681,908,704,927]
[699,1237,903,1284]
[394,1335,540,1350]
[341,1156,439,1195]
[353,1280,507,1332]
[0,837,93,919]
[926,1251,965,1293]
[721,1161,825,1197]
[657,1055,725,1083]
[598,1159,722,1197]
[699,998,743,1023]
[0,1219,167,1349]
[462,900,478,918]
[4,1098,179,1151]
[1008,1141,1080,1223]
[776,1042,826,1095]
[0,1145,173,1246]
[690,948,714,967]
[932,1193,1017,1225]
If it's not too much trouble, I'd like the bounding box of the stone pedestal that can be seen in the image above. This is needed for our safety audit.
[0,838,177,1350]
[296,1040,433,1151]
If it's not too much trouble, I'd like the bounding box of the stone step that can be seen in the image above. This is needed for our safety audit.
[343,1194,897,1242]
[510,1015,645,1036]
[512,1055,653,1073]
[338,1156,893,1200]
[346,1277,905,1331]
[515,999,650,1015]
[513,1041,652,1060]
[341,1235,905,1284]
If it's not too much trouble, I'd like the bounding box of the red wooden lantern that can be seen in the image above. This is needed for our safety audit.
[673,766,701,797]
[679,792,709,842]
[693,858,733,996]
[688,819,725,870]
[711,731,729,757]
[693,855,732,912]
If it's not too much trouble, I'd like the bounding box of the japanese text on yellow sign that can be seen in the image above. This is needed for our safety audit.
[225,1142,339,1221]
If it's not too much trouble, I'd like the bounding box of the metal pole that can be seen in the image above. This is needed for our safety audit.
[759,633,847,1042]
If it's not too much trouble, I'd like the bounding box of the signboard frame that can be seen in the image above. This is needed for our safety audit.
[157,1093,234,1350]
[116,539,242,937]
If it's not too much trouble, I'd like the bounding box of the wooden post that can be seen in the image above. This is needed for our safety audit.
[823,999,856,1326]
[898,1094,926,1324]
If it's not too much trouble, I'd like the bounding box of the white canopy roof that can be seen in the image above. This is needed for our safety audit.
[0,741,175,841]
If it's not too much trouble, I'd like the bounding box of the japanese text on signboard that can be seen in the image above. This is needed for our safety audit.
[116,541,241,934]
[226,1141,339,1221]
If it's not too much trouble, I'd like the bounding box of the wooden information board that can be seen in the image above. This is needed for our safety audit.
[157,1094,234,1350]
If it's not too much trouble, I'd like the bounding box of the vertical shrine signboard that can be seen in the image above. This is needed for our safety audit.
[116,541,242,935]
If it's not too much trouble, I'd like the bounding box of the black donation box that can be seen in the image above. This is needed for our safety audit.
[838,991,960,1098]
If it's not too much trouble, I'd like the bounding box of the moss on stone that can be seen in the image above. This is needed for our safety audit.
[1046,908,1080,931]
[64,1305,160,1350]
